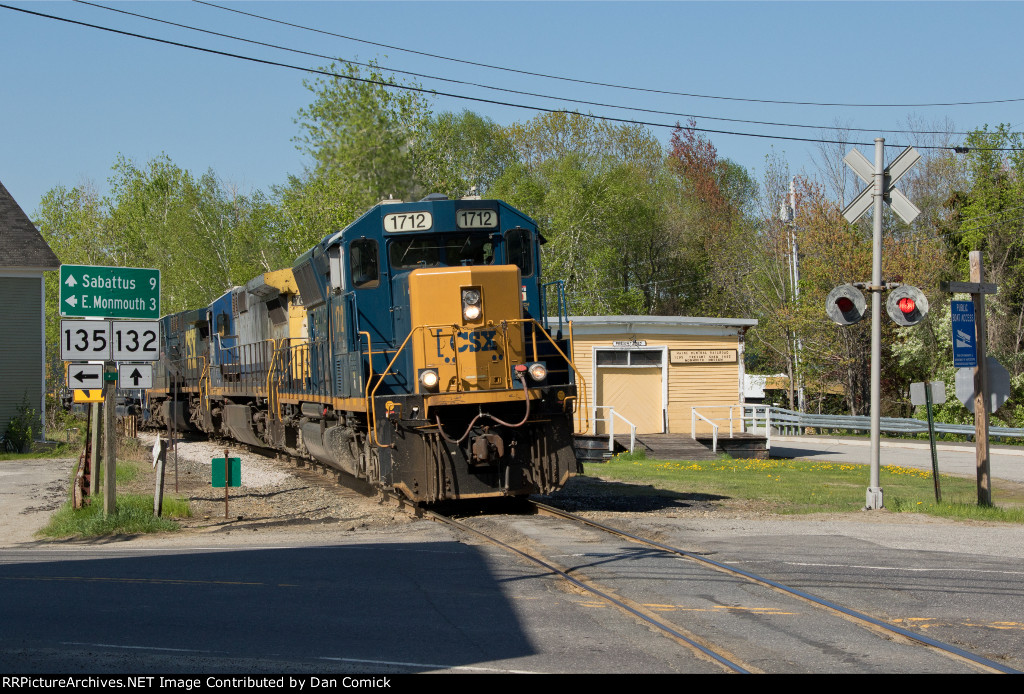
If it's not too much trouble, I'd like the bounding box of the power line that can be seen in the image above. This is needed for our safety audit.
[194,0,1024,110]
[73,0,974,138]
[4,3,1022,153]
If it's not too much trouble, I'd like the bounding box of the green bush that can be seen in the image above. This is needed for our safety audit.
[4,394,38,453]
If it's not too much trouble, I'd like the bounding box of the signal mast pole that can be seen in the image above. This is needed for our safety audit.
[836,138,922,510]
[866,138,885,510]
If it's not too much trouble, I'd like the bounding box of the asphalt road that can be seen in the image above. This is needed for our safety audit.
[2,451,1021,674]
[771,435,1024,484]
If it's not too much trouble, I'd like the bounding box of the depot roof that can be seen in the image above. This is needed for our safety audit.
[566,315,757,336]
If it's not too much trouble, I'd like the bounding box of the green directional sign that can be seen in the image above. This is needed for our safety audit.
[60,264,160,319]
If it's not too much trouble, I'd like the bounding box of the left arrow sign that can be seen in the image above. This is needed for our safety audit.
[66,363,103,387]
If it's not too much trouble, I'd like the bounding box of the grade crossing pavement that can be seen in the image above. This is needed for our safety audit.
[770,436,1024,484]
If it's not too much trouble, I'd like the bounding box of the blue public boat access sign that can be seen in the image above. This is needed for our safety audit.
[951,300,977,368]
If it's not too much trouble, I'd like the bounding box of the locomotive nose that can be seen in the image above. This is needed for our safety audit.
[408,265,525,393]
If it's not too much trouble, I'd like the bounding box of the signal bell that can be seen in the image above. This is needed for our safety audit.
[826,284,867,325]
[886,285,929,326]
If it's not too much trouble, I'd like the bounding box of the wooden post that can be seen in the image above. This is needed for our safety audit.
[153,437,167,517]
[970,251,992,506]
[89,401,100,498]
[102,362,117,517]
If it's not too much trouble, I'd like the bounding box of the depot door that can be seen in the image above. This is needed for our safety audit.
[594,348,665,435]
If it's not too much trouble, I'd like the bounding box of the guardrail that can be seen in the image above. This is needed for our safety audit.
[751,405,1024,449]
[592,405,637,453]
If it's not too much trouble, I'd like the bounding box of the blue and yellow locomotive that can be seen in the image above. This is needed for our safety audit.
[145,195,584,503]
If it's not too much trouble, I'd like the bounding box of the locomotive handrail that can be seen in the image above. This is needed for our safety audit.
[199,358,210,419]
[360,330,374,402]
[366,318,588,447]
[368,327,421,447]
[266,338,281,420]
[221,339,276,394]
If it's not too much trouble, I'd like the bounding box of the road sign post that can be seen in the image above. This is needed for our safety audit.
[972,252,992,506]
[102,362,117,517]
[60,319,112,361]
[911,381,946,502]
[946,252,1000,506]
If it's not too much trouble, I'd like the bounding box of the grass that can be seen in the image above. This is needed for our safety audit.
[0,441,79,462]
[583,451,1024,522]
[37,455,192,539]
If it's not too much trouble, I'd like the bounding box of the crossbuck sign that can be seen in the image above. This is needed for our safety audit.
[842,146,922,224]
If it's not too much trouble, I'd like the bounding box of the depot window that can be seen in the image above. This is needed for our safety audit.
[595,349,664,367]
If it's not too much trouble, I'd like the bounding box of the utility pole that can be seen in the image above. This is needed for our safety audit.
[781,178,804,413]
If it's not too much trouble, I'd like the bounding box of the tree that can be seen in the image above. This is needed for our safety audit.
[491,112,677,315]
[416,110,518,199]
[666,120,757,318]
[279,61,432,244]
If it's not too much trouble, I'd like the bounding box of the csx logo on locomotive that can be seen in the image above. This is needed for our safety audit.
[438,330,500,359]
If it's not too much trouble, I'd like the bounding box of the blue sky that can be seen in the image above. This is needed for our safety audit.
[2,1,1023,216]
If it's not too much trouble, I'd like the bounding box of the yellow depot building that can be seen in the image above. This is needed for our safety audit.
[567,315,757,437]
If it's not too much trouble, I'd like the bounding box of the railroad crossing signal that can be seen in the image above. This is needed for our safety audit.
[826,284,867,325]
[842,146,922,224]
[885,285,929,326]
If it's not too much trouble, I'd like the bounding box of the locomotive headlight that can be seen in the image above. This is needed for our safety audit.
[461,287,482,322]
[419,368,440,392]
[527,362,547,382]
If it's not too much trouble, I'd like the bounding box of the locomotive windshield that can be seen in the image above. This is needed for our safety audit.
[389,233,494,270]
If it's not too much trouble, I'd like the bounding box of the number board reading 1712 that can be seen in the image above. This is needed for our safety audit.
[60,264,160,319]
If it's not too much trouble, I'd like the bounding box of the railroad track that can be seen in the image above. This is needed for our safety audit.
[423,501,1020,674]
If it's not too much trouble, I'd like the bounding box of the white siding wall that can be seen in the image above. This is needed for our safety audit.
[0,275,44,437]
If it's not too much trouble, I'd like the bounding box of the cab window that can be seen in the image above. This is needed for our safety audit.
[445,233,494,266]
[389,237,441,270]
[505,228,533,277]
[350,239,380,288]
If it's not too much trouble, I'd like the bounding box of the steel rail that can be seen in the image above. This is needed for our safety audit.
[422,509,750,674]
[529,500,1019,674]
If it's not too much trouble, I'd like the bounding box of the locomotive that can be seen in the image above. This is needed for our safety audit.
[144,194,583,503]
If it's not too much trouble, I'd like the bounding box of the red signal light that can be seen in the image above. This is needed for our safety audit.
[898,297,916,314]
[836,297,855,313]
